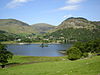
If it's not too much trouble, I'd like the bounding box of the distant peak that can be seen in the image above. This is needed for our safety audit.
[0,19,30,26]
[65,17,88,21]
[32,23,54,26]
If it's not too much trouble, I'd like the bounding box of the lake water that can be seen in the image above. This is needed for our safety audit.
[7,44,72,56]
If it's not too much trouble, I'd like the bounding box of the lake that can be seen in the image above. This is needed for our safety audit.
[7,44,72,56]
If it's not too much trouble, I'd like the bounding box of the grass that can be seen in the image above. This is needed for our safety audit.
[8,55,67,64]
[0,56,100,75]
[1,41,18,44]
[1,41,52,44]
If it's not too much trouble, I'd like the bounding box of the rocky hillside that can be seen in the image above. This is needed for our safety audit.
[31,23,55,34]
[57,17,97,30]
[46,17,100,42]
[0,19,37,34]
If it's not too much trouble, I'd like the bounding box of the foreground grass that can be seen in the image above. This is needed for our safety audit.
[8,55,67,64]
[0,56,100,75]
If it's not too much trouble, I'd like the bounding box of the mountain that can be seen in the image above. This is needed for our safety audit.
[92,21,100,26]
[0,17,100,42]
[92,21,100,30]
[31,23,55,34]
[46,17,100,42]
[0,19,55,35]
[57,17,96,30]
[0,19,37,34]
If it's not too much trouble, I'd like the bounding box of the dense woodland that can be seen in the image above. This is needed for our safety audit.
[46,28,100,42]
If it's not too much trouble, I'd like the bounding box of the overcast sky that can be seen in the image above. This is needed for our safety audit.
[0,0,100,25]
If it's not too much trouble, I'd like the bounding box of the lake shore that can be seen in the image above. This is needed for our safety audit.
[58,50,66,55]
[1,41,60,44]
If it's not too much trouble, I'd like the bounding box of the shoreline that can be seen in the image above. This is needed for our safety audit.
[1,41,61,44]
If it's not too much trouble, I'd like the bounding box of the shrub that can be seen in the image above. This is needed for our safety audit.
[73,39,100,53]
[67,47,82,60]
[83,53,88,58]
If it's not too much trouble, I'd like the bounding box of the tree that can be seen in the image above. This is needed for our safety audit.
[0,43,6,50]
[73,42,89,53]
[67,47,82,60]
[21,38,32,43]
[83,53,88,58]
[87,39,100,53]
[74,39,100,53]
[0,43,13,68]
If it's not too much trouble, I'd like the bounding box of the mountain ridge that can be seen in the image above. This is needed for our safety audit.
[57,17,97,30]
[45,17,100,42]
[0,17,100,36]
[0,19,38,34]
[31,23,55,34]
[0,19,29,26]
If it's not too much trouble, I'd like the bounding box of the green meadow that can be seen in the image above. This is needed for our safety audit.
[0,56,100,75]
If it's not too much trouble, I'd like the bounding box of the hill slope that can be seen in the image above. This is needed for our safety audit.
[0,19,37,34]
[31,23,55,34]
[0,56,100,75]
[57,17,96,30]
[0,30,18,41]
[47,17,100,42]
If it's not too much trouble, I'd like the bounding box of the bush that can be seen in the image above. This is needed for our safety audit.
[67,47,82,60]
[83,53,88,58]
[73,42,89,53]
[73,39,100,53]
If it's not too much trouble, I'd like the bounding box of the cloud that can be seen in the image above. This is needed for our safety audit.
[6,0,32,8]
[57,0,85,11]
[58,5,79,10]
[67,0,84,4]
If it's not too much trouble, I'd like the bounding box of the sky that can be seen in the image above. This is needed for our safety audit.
[0,0,100,25]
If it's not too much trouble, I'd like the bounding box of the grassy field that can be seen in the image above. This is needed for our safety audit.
[1,41,49,44]
[0,56,100,75]
[8,55,68,63]
[1,41,18,44]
